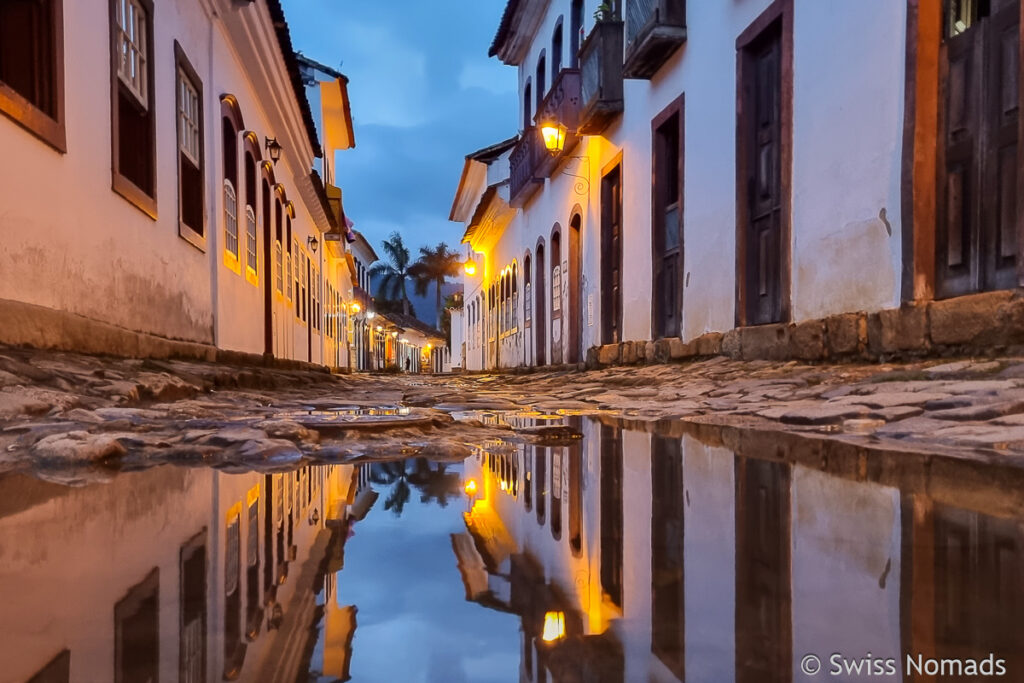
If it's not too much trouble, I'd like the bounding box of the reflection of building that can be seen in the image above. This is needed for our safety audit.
[458,418,1024,682]
[0,463,364,683]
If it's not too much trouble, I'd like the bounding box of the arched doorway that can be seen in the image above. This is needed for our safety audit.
[535,242,547,366]
[568,212,582,364]
[550,227,563,365]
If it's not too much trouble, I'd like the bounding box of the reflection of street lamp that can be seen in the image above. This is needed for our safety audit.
[541,611,566,642]
[464,479,478,496]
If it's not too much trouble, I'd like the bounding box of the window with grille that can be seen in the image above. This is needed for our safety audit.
[293,240,301,317]
[115,0,148,106]
[175,45,203,242]
[275,242,283,293]
[245,207,257,274]
[224,180,238,258]
[110,0,155,213]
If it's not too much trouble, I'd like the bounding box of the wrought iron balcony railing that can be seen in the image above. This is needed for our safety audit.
[623,0,687,79]
[535,68,582,176]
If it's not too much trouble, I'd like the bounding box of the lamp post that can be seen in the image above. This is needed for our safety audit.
[265,136,283,164]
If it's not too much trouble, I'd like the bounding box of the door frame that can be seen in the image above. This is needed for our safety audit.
[651,95,685,339]
[901,0,1024,302]
[568,209,583,364]
[550,225,563,365]
[601,153,624,344]
[734,0,794,327]
[535,239,547,366]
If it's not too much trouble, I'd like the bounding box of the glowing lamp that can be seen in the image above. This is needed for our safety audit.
[391,331,398,338]
[541,611,566,642]
[540,123,567,155]
[375,325,383,332]
[464,258,478,276]
[464,479,478,495]
[367,311,376,320]
[350,303,361,314]
[426,343,432,349]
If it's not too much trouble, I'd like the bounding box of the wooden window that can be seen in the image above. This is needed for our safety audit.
[175,44,204,247]
[552,18,564,78]
[245,493,260,640]
[115,568,159,683]
[523,446,533,511]
[568,438,582,555]
[293,239,301,318]
[223,504,243,679]
[27,650,70,683]
[179,531,207,683]
[110,0,156,216]
[523,79,533,130]
[0,0,65,151]
[274,199,283,294]
[652,98,684,339]
[536,51,547,108]
[223,116,239,262]
[245,207,258,276]
[571,0,584,68]
[535,447,547,525]
[286,217,293,301]
[512,264,519,329]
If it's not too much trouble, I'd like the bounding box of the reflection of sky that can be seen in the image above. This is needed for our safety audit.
[336,465,521,683]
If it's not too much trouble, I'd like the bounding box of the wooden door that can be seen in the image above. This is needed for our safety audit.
[653,106,683,339]
[938,0,1020,297]
[601,165,623,344]
[735,457,791,683]
[568,217,582,364]
[651,435,684,681]
[536,246,548,366]
[741,26,784,325]
[551,232,563,365]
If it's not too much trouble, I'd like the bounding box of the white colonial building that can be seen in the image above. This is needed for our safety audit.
[453,0,1023,370]
[0,0,372,371]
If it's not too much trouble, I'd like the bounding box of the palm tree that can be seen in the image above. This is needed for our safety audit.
[410,242,461,327]
[369,232,414,316]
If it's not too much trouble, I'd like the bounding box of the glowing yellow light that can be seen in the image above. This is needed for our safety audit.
[540,123,567,154]
[350,303,361,313]
[542,611,565,642]
[426,343,432,349]
[464,479,478,495]
[499,480,507,491]
[464,258,478,276]
[367,311,376,320]
[391,331,398,338]
[376,325,383,331]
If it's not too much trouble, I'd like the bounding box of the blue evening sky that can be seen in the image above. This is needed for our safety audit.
[281,0,518,261]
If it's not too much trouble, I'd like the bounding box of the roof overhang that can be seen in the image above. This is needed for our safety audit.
[489,0,551,65]
[321,78,355,153]
[462,182,515,252]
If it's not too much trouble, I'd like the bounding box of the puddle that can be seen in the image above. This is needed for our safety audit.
[2,416,1022,681]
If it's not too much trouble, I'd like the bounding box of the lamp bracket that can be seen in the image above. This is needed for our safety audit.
[558,155,590,196]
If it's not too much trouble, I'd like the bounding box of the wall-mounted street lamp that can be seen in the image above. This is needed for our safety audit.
[307,235,319,253]
[367,311,376,320]
[538,119,588,195]
[350,302,362,314]
[540,122,568,155]
[265,136,283,164]
[463,257,478,276]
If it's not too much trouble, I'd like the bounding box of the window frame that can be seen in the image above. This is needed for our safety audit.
[174,42,205,250]
[109,0,157,218]
[0,0,66,152]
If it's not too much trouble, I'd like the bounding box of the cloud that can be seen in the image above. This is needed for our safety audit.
[458,59,517,96]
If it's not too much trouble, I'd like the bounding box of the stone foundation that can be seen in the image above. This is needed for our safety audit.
[586,289,1024,368]
[0,298,330,373]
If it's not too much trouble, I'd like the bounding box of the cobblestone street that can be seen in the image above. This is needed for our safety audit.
[6,344,1024,485]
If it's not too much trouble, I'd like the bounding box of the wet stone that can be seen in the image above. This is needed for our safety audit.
[927,400,1024,422]
[31,431,127,463]
[779,404,868,425]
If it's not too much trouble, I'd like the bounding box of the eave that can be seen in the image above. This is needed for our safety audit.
[489,0,551,65]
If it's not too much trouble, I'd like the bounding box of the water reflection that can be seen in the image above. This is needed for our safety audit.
[5,416,1024,682]
[458,418,1024,682]
[0,462,347,683]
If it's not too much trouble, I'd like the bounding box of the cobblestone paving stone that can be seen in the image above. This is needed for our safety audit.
[5,344,1024,482]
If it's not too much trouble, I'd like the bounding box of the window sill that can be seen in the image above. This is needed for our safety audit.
[245,268,259,287]
[179,222,206,252]
[0,84,66,154]
[112,173,158,220]
[224,250,242,275]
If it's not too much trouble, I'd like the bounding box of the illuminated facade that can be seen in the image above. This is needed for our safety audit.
[454,0,1021,370]
[0,0,360,370]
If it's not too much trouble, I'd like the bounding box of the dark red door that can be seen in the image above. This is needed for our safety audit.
[938,0,1020,298]
[602,165,623,344]
[742,26,783,325]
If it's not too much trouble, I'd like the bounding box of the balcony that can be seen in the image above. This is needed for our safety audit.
[623,0,687,79]
[534,68,582,177]
[579,20,624,135]
[509,128,545,208]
